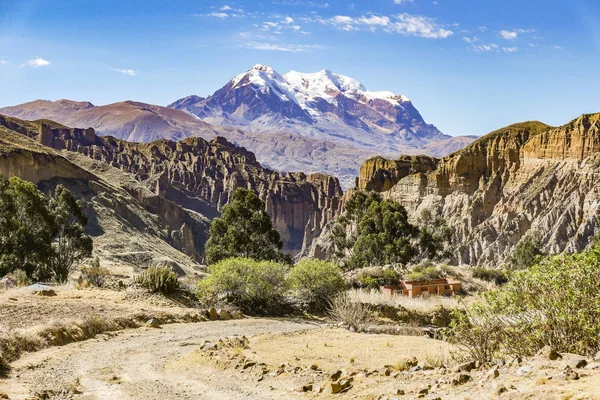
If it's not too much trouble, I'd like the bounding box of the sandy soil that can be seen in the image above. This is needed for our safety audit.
[0,319,320,400]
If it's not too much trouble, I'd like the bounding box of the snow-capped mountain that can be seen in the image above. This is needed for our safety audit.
[168,64,449,153]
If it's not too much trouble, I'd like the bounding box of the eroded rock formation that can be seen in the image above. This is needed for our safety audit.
[356,114,600,265]
[29,121,344,258]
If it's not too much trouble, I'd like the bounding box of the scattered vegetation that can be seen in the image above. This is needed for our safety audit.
[327,293,373,328]
[331,191,452,269]
[353,267,400,289]
[288,259,345,309]
[134,266,179,295]
[196,257,289,313]
[204,188,291,265]
[406,264,443,282]
[449,247,600,361]
[472,267,508,285]
[2,269,31,287]
[79,265,111,288]
[0,176,92,282]
[507,233,545,270]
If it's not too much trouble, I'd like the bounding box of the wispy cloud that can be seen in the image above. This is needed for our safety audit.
[110,68,136,76]
[394,0,415,4]
[322,13,453,38]
[502,47,518,53]
[499,28,534,40]
[462,36,478,43]
[196,5,245,18]
[21,57,50,68]
[471,43,498,52]
[243,42,324,52]
[0,60,8,64]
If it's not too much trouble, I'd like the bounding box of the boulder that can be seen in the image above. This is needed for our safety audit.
[566,356,587,369]
[207,307,218,321]
[537,345,561,361]
[145,318,161,328]
[217,309,231,320]
[456,361,476,373]
[451,374,471,386]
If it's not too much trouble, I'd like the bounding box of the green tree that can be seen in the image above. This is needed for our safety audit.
[416,209,453,261]
[205,188,290,265]
[0,176,93,281]
[0,176,54,277]
[47,184,93,282]
[508,233,545,270]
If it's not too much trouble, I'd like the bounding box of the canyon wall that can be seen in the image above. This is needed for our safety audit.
[356,114,600,265]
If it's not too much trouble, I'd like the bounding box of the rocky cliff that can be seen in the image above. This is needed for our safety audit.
[355,114,600,265]
[15,118,344,259]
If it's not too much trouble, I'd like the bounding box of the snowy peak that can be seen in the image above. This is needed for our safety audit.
[168,64,448,154]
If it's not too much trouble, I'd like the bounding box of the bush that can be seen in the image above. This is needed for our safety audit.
[449,247,600,361]
[354,267,400,289]
[327,293,373,328]
[4,269,31,287]
[196,257,289,313]
[406,264,442,281]
[508,234,545,270]
[288,260,345,309]
[134,266,179,295]
[79,266,110,288]
[472,267,508,285]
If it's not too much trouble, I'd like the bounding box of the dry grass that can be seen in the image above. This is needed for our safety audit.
[346,288,462,312]
[327,293,373,327]
[244,328,456,372]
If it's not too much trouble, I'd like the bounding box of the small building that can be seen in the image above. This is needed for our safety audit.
[381,278,461,298]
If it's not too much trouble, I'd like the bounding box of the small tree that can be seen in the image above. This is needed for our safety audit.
[416,209,453,261]
[205,188,290,265]
[508,233,545,270]
[47,184,93,282]
[288,259,345,309]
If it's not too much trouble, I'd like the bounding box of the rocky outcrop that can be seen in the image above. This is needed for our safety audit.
[28,121,344,257]
[357,155,438,192]
[354,115,600,266]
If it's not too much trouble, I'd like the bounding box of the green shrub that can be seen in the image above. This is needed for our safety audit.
[406,264,442,281]
[79,266,110,287]
[134,266,179,295]
[288,260,345,309]
[4,269,31,287]
[508,234,545,270]
[449,247,600,361]
[196,257,289,313]
[355,267,400,289]
[472,267,508,285]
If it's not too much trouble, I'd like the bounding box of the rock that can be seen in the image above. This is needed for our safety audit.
[201,342,218,350]
[594,351,600,362]
[0,392,9,399]
[325,381,343,394]
[208,307,218,321]
[409,365,421,372]
[145,318,161,328]
[517,365,531,377]
[339,377,353,390]
[486,367,499,380]
[537,345,561,361]
[451,374,471,386]
[230,310,243,319]
[563,366,580,380]
[217,309,231,320]
[418,385,430,395]
[243,361,256,369]
[296,384,313,392]
[330,370,343,381]
[493,383,507,395]
[396,389,405,395]
[456,361,476,373]
[36,289,57,297]
[309,364,319,371]
[566,357,587,369]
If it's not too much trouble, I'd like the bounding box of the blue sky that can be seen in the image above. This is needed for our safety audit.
[0,0,599,136]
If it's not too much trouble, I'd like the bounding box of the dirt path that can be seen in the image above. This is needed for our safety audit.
[0,319,320,400]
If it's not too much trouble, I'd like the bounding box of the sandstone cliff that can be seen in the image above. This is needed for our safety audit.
[2,115,344,260]
[355,114,600,265]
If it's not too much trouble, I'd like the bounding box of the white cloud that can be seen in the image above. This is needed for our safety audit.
[22,57,50,68]
[323,13,452,38]
[209,12,229,18]
[220,5,232,11]
[243,42,324,52]
[394,0,414,3]
[283,16,294,24]
[110,68,136,76]
[553,45,563,50]
[0,60,8,64]
[471,43,498,52]
[499,28,535,40]
[499,30,518,40]
[462,36,478,43]
[502,47,518,53]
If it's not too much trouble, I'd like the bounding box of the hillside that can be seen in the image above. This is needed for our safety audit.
[352,114,600,265]
[0,115,344,266]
